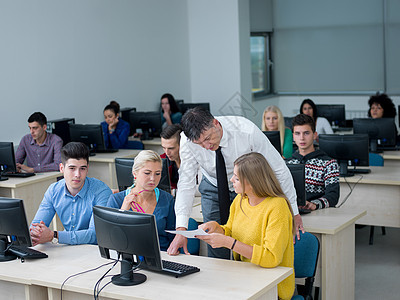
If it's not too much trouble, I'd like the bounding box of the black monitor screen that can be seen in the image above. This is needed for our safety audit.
[47,118,75,146]
[69,124,106,153]
[319,134,369,177]
[284,117,293,130]
[93,206,163,286]
[129,111,162,140]
[180,103,210,115]
[316,105,346,127]
[0,198,32,262]
[263,131,282,155]
[120,107,136,135]
[115,157,134,191]
[286,164,306,207]
[353,118,397,152]
[0,142,17,175]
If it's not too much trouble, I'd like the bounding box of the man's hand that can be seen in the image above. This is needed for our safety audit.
[299,201,317,211]
[30,221,53,246]
[293,214,305,242]
[16,163,34,173]
[167,227,189,255]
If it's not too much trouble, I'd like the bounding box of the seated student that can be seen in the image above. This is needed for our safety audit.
[196,152,294,300]
[106,150,175,251]
[300,99,333,136]
[161,93,182,128]
[368,92,396,119]
[30,142,112,245]
[15,112,63,173]
[261,105,293,158]
[101,100,131,149]
[160,124,182,191]
[286,114,340,210]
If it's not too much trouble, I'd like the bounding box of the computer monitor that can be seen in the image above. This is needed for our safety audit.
[316,104,346,127]
[69,124,107,154]
[128,111,162,140]
[47,118,75,146]
[120,107,136,135]
[318,134,369,177]
[0,198,32,262]
[263,131,282,155]
[180,103,210,115]
[353,118,397,153]
[93,206,163,286]
[0,142,17,180]
[286,164,306,207]
[284,117,293,130]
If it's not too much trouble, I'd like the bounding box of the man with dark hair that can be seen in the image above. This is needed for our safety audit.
[286,114,340,211]
[30,142,112,245]
[15,112,63,173]
[160,124,182,191]
[167,107,302,258]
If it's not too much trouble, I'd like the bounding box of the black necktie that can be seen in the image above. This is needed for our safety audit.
[216,146,230,224]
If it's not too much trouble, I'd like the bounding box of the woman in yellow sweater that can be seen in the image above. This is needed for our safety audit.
[197,152,295,300]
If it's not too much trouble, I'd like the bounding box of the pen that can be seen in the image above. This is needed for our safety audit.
[130,189,149,213]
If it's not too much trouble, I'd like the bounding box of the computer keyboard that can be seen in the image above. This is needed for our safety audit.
[5,172,35,178]
[162,260,200,277]
[8,245,48,259]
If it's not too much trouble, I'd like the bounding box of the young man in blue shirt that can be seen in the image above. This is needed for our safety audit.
[30,142,112,245]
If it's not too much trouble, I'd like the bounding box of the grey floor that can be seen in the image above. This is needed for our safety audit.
[355,226,400,300]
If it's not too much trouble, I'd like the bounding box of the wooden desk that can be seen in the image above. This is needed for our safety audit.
[382,150,400,167]
[301,208,366,300]
[89,150,140,189]
[339,165,400,228]
[0,244,292,300]
[0,172,62,224]
[142,138,163,154]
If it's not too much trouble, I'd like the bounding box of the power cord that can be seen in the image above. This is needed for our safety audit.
[336,175,363,208]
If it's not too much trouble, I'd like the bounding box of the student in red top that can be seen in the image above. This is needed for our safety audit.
[160,124,182,193]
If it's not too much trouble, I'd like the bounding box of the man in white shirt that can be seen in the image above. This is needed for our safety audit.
[167,107,303,258]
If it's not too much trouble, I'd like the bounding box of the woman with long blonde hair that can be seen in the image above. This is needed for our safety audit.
[197,152,295,300]
[261,105,293,158]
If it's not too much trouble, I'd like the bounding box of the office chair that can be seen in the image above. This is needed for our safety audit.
[367,153,386,245]
[115,158,135,191]
[292,231,320,300]
[179,218,200,255]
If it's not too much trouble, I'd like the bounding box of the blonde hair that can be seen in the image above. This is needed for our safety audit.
[132,150,162,184]
[234,152,294,234]
[261,105,286,153]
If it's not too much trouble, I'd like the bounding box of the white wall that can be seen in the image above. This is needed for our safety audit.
[187,0,252,117]
[0,0,192,144]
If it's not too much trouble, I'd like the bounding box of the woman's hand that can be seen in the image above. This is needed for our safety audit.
[196,233,233,249]
[108,118,119,132]
[121,189,140,211]
[199,221,224,234]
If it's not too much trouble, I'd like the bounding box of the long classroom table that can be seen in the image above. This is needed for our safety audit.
[0,244,292,300]
[339,165,400,228]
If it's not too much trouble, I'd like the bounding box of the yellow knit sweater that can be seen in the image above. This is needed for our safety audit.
[222,195,295,300]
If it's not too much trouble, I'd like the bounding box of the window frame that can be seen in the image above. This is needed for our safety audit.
[251,32,273,98]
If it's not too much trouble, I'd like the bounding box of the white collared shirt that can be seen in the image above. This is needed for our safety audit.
[175,116,298,228]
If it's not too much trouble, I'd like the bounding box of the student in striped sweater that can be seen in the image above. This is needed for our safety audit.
[286,114,340,210]
[196,152,295,300]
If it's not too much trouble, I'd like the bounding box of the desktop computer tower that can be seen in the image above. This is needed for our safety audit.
[47,118,75,146]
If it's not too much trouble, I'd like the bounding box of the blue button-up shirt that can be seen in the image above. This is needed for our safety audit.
[31,177,112,244]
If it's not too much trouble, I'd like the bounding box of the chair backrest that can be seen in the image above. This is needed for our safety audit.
[115,158,135,191]
[179,218,200,255]
[369,153,384,166]
[294,231,320,298]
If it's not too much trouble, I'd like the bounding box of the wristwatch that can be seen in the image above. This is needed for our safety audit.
[52,231,59,244]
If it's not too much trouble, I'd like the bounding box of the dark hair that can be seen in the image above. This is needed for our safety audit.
[160,124,182,144]
[61,142,90,164]
[292,114,316,133]
[367,92,396,118]
[181,106,214,141]
[103,100,120,116]
[28,112,47,126]
[160,93,180,114]
[300,99,317,120]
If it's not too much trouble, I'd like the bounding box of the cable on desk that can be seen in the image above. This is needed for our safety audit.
[60,259,118,300]
[336,175,363,208]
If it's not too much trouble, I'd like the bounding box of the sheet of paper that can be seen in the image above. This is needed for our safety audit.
[165,228,208,239]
